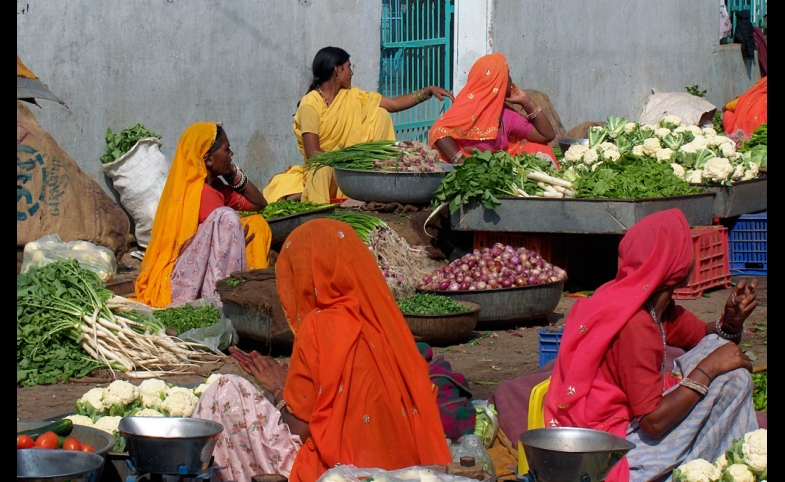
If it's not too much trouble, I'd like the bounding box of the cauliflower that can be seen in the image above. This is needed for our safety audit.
[138,379,168,408]
[161,387,199,417]
[135,408,165,417]
[680,142,698,154]
[674,125,689,134]
[582,148,600,165]
[78,387,107,413]
[656,148,674,162]
[702,127,717,137]
[720,142,736,158]
[564,144,589,162]
[671,163,686,178]
[205,373,224,386]
[688,170,703,184]
[732,164,745,180]
[591,161,603,172]
[673,458,721,482]
[702,157,734,182]
[602,149,621,162]
[623,122,638,133]
[93,415,123,435]
[193,383,211,396]
[598,142,619,153]
[662,114,682,126]
[632,145,645,157]
[710,135,732,147]
[715,453,729,472]
[655,127,672,139]
[642,138,662,157]
[721,464,754,482]
[691,135,709,150]
[64,415,95,427]
[741,428,766,472]
[741,162,759,181]
[103,380,140,408]
[687,125,703,136]
[640,124,656,132]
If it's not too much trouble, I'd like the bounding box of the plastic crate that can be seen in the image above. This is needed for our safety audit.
[538,327,564,368]
[728,211,767,276]
[673,226,731,300]
[473,232,568,271]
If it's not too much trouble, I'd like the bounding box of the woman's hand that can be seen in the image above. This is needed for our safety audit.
[229,347,289,394]
[505,82,531,106]
[698,342,753,380]
[243,224,256,246]
[424,86,455,103]
[721,279,758,332]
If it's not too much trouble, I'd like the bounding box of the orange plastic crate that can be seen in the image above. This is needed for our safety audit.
[673,225,731,300]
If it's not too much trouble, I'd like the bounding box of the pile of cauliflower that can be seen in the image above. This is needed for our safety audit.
[673,428,766,482]
[560,115,762,186]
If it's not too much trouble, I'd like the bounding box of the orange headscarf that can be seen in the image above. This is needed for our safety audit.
[429,52,509,147]
[276,219,452,482]
[134,122,216,307]
[722,76,767,136]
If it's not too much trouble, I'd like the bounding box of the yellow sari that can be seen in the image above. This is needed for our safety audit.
[135,122,271,308]
[262,87,396,204]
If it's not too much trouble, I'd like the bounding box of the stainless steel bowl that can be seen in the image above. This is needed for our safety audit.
[520,427,635,482]
[333,166,453,204]
[119,417,224,475]
[557,138,589,155]
[17,449,105,482]
[17,421,115,457]
[266,205,337,246]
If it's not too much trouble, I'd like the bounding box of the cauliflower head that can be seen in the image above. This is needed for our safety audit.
[582,148,600,165]
[687,125,703,136]
[632,145,645,157]
[564,144,589,162]
[598,142,619,153]
[655,127,672,139]
[65,415,95,427]
[722,464,754,482]
[135,408,165,417]
[656,148,674,162]
[138,379,168,408]
[691,135,709,150]
[193,383,211,396]
[742,428,766,472]
[79,387,107,412]
[103,380,140,407]
[643,137,662,156]
[688,170,703,184]
[720,142,736,158]
[741,162,759,181]
[674,458,721,482]
[702,157,734,182]
[602,149,621,162]
[732,164,745,180]
[702,127,717,137]
[710,135,733,147]
[662,114,682,126]
[715,453,729,472]
[623,122,638,134]
[680,142,698,154]
[640,124,656,132]
[205,373,224,386]
[93,415,123,435]
[161,387,199,417]
[671,163,686,178]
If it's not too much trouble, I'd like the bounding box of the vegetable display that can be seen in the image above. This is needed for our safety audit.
[306,140,448,173]
[152,303,222,335]
[238,200,335,220]
[673,428,766,482]
[100,123,161,164]
[396,293,471,315]
[419,243,567,292]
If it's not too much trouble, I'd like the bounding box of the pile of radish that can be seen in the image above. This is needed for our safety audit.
[419,243,567,292]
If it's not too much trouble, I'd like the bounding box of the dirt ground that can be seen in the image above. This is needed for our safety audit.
[17,274,766,421]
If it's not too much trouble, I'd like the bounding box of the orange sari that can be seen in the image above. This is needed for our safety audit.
[276,219,452,482]
[722,76,767,136]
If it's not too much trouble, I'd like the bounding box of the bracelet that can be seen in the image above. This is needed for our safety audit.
[276,398,288,412]
[450,151,464,164]
[715,317,741,341]
[693,367,713,383]
[679,377,709,397]
[228,166,242,185]
[230,168,248,192]
[413,89,425,104]
[526,106,542,121]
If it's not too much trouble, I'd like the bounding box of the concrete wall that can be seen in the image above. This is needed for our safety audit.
[492,0,761,132]
[17,0,382,197]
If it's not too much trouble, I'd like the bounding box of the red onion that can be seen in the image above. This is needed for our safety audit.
[444,265,454,274]
[481,247,490,255]
[501,278,513,288]
[488,279,499,288]
[527,275,539,285]
[422,275,432,284]
[467,259,477,268]
[439,281,450,290]
[480,274,489,283]
[493,243,505,250]
[459,282,470,290]
[477,281,487,290]
[448,282,460,291]
[514,264,523,274]
[490,248,502,257]
[501,251,512,261]
[515,275,527,286]
[511,256,521,266]
[468,285,477,291]
[460,264,470,273]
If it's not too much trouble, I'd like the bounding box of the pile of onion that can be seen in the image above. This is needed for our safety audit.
[419,243,567,292]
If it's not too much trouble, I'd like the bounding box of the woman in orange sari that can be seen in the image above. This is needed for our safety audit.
[134,122,272,308]
[195,219,452,481]
[429,52,557,167]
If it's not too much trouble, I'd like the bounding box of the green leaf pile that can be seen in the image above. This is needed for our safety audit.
[397,293,470,315]
[100,123,161,164]
[153,304,222,335]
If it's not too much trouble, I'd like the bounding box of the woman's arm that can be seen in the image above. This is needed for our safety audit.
[380,86,455,113]
[434,136,464,163]
[224,164,267,210]
[303,132,324,160]
[505,83,555,144]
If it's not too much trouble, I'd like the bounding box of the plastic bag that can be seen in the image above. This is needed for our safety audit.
[21,233,117,282]
[317,465,476,482]
[638,90,717,127]
[164,299,239,355]
[450,434,495,476]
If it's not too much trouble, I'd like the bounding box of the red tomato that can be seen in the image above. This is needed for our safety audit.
[62,437,82,451]
[17,434,35,450]
[80,443,95,453]
[34,431,59,450]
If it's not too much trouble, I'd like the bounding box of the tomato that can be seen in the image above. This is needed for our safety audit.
[80,443,95,453]
[62,437,82,451]
[34,431,59,450]
[17,434,35,450]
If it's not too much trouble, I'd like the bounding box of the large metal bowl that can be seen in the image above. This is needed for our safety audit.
[402,300,481,345]
[118,417,223,475]
[420,279,565,327]
[334,166,452,204]
[266,205,337,246]
[17,449,105,482]
[520,427,635,482]
[17,421,115,457]
[557,138,589,155]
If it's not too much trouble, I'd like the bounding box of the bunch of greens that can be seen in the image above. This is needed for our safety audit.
[153,303,222,335]
[751,371,766,412]
[431,150,520,213]
[305,141,402,173]
[572,157,703,199]
[738,124,767,152]
[17,260,112,386]
[686,84,707,97]
[237,200,334,220]
[100,123,161,164]
[328,210,389,243]
[396,293,470,315]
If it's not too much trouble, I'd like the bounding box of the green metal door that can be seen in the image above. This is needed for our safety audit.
[380,0,454,142]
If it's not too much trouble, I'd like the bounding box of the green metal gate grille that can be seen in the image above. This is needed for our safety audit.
[380,0,453,142]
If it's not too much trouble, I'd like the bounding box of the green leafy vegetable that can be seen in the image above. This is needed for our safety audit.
[751,371,766,412]
[305,141,402,173]
[100,123,162,164]
[397,293,470,315]
[572,156,702,199]
[686,84,707,97]
[328,211,388,244]
[153,304,222,335]
[431,150,520,213]
[238,200,334,220]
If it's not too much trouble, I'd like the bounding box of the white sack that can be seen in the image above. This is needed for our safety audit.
[638,90,717,127]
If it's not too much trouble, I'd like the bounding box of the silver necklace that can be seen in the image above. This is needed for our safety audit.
[645,300,668,391]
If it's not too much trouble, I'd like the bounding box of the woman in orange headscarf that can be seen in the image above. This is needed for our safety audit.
[723,76,767,136]
[193,219,452,482]
[429,52,557,166]
[134,122,272,308]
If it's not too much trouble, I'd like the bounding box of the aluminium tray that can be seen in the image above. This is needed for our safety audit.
[704,177,767,218]
[449,193,716,234]
[266,205,337,246]
[334,166,452,204]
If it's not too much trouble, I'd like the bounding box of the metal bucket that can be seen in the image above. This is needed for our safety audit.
[17,449,105,482]
[334,167,452,204]
[119,417,223,475]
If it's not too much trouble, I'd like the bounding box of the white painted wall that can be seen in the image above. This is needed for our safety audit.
[452,0,494,95]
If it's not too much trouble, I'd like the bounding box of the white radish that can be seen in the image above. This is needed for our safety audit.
[527,171,573,188]
[542,191,564,198]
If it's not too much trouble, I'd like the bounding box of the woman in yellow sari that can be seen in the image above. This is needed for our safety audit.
[263,46,454,204]
[134,122,272,308]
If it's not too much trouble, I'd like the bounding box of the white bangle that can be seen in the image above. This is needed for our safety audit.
[715,317,741,341]
[450,151,464,164]
[679,377,709,397]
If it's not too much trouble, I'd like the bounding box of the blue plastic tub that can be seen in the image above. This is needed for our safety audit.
[538,327,564,368]
[728,211,767,276]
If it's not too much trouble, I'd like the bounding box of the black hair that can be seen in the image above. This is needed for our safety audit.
[205,124,225,159]
[307,46,350,94]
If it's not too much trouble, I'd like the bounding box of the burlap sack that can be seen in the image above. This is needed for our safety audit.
[17,101,131,255]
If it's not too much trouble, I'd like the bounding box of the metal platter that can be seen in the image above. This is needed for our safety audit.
[333,166,452,204]
[266,205,337,246]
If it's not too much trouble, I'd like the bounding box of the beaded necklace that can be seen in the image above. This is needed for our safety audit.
[645,300,668,392]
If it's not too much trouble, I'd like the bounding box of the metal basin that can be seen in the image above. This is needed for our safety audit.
[266,205,337,247]
[420,279,565,327]
[703,177,767,218]
[520,427,635,482]
[17,421,115,457]
[557,138,588,155]
[334,166,452,204]
[402,300,481,345]
[118,417,223,475]
[18,449,105,482]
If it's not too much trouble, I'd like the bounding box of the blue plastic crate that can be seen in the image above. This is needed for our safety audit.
[728,211,767,275]
[538,327,564,368]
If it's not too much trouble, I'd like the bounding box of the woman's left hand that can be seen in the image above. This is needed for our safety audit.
[230,347,289,394]
[505,82,531,106]
[243,224,256,246]
[425,86,455,102]
[721,279,759,331]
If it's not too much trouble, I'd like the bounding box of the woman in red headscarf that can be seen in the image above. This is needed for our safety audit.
[544,209,760,481]
[429,52,557,166]
[194,219,452,482]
